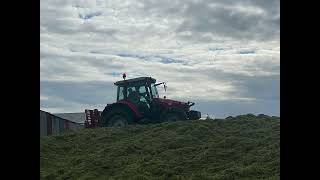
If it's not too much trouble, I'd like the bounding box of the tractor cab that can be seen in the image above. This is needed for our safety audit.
[114,77,158,103]
[114,77,163,117]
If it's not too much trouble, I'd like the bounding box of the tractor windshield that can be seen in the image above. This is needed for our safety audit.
[151,83,159,98]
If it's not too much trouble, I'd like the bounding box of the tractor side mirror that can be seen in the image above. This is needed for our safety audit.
[164,96,166,99]
[164,83,167,92]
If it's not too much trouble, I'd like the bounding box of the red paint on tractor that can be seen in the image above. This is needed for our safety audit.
[118,100,142,118]
[154,98,187,109]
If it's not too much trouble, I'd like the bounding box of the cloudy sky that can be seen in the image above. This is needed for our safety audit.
[40,0,280,118]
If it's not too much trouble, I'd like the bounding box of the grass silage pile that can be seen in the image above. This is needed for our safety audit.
[40,114,280,180]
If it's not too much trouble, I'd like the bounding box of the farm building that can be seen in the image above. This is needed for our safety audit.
[53,112,86,125]
[40,110,83,136]
[54,109,102,128]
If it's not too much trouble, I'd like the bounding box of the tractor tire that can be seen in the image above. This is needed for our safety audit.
[108,114,128,127]
[101,108,133,127]
[165,112,186,122]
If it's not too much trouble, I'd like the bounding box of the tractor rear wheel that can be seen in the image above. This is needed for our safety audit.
[108,114,128,127]
[101,108,133,127]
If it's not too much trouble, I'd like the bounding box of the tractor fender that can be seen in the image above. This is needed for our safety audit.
[101,101,142,121]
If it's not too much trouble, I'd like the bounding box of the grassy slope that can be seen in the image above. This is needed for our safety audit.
[40,114,280,180]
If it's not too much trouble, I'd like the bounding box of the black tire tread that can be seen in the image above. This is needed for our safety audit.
[101,107,134,127]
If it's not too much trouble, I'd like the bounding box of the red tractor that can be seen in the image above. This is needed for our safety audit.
[100,76,201,127]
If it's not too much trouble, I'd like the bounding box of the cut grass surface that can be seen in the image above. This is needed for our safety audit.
[40,114,280,180]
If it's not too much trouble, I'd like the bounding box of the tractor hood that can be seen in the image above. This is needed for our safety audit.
[154,98,195,109]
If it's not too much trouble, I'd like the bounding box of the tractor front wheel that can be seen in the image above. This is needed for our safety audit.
[165,112,186,122]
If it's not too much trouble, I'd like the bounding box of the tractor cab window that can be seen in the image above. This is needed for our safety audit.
[117,86,125,101]
[127,87,139,101]
[150,83,159,98]
[136,86,149,103]
[127,85,150,108]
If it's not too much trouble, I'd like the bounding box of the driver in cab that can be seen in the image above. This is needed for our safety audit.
[127,88,140,104]
[127,87,150,114]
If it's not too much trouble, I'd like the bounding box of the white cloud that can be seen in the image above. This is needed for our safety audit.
[40,0,280,116]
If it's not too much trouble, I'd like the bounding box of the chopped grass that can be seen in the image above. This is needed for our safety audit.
[40,114,280,180]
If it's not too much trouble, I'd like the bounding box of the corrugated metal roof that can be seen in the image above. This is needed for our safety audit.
[53,112,86,124]
[40,110,80,124]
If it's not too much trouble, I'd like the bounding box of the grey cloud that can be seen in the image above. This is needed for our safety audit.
[169,68,279,103]
[231,75,280,101]
[179,2,279,41]
[40,81,117,105]
[40,0,279,116]
[141,0,279,42]
[117,53,186,64]
[196,99,279,118]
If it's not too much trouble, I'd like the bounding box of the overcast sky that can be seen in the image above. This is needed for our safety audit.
[40,0,280,118]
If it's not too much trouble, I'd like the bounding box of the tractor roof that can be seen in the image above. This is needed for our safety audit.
[114,77,156,86]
